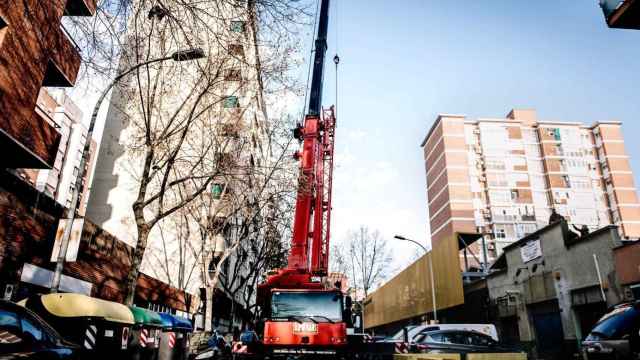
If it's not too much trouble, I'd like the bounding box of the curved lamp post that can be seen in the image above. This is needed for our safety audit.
[51,48,206,292]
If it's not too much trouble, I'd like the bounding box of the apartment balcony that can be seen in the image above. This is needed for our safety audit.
[601,0,640,29]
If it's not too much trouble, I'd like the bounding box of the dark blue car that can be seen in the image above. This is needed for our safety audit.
[0,300,83,359]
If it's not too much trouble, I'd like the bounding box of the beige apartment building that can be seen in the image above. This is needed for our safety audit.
[421,109,640,266]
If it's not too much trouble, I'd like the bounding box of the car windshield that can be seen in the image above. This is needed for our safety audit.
[589,305,640,340]
[271,291,342,321]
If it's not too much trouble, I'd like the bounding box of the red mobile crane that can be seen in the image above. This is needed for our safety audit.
[255,0,352,357]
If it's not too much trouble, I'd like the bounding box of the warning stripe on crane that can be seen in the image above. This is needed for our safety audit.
[168,332,176,348]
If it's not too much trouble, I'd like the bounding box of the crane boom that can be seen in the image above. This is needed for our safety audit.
[254,1,349,356]
[287,0,334,275]
[308,0,331,116]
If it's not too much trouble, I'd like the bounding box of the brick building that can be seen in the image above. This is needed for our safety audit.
[0,1,194,314]
[0,0,95,168]
[600,0,640,29]
[0,170,195,314]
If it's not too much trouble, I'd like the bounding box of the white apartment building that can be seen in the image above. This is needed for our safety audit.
[85,1,273,328]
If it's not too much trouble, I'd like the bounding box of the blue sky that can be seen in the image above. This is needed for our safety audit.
[316,0,640,271]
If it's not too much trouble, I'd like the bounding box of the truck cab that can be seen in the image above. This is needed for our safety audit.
[262,289,348,356]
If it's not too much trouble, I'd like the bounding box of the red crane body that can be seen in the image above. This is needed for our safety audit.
[257,107,343,355]
[255,0,348,356]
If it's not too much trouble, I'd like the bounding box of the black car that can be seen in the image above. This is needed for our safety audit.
[0,300,83,359]
[582,302,640,360]
[410,329,518,355]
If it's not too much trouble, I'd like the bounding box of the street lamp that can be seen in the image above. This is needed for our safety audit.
[50,47,206,292]
[394,235,438,323]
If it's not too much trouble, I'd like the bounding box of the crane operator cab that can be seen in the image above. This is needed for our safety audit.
[262,289,352,358]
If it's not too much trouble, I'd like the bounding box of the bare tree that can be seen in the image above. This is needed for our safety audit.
[62,0,313,307]
[190,124,297,328]
[335,226,393,299]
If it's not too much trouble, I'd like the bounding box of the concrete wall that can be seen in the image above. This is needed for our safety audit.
[487,221,624,348]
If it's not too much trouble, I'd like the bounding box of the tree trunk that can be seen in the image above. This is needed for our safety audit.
[125,226,150,305]
[204,287,214,331]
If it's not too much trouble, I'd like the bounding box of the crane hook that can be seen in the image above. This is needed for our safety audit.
[333,54,340,65]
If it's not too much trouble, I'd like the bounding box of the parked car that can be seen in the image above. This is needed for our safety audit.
[582,302,640,360]
[383,323,499,344]
[0,300,83,359]
[410,329,517,355]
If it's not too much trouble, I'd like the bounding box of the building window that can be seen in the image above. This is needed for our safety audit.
[230,21,246,33]
[553,128,561,141]
[510,189,519,200]
[223,96,239,108]
[225,69,242,81]
[229,44,244,57]
[212,184,225,199]
[495,228,506,239]
[562,175,571,188]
